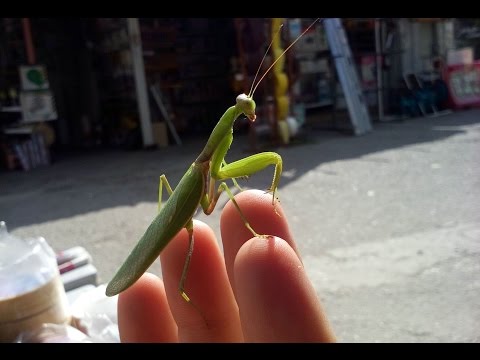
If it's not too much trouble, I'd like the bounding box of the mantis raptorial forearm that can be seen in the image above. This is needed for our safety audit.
[106,18,322,305]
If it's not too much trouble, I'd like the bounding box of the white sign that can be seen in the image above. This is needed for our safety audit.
[19,65,50,90]
[20,91,57,122]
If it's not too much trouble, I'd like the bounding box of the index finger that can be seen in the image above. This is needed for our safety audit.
[220,189,300,288]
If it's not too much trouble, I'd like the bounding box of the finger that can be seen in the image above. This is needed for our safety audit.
[234,236,336,342]
[117,272,178,342]
[160,220,243,342]
[220,189,299,288]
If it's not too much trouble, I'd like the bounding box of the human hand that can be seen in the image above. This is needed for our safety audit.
[117,189,336,343]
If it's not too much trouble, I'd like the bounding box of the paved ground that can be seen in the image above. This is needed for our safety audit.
[1,109,479,342]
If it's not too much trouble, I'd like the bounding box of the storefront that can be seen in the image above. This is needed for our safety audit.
[344,18,455,120]
[0,18,464,172]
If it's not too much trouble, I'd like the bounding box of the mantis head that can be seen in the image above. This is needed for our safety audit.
[236,93,256,122]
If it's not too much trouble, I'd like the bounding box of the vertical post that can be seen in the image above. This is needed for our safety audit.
[22,18,36,65]
[398,19,411,75]
[411,21,419,73]
[127,18,154,147]
[375,19,384,121]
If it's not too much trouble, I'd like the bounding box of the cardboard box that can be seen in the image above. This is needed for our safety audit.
[152,122,169,147]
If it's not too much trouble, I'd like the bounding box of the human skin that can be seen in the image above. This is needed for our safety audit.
[117,189,336,343]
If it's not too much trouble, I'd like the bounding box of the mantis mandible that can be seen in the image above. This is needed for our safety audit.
[105,18,321,301]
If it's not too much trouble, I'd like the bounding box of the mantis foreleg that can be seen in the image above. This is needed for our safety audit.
[201,181,262,239]
[222,159,243,192]
[210,133,283,205]
[215,152,283,208]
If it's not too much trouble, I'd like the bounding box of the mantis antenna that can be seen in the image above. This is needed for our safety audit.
[250,18,323,97]
[248,23,284,97]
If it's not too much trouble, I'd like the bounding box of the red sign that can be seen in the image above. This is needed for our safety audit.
[445,61,480,109]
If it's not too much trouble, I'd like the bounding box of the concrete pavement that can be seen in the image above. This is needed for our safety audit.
[1,108,479,342]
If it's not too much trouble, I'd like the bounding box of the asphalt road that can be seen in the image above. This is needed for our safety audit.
[1,109,479,342]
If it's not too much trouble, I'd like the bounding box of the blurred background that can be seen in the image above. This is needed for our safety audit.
[1,18,479,342]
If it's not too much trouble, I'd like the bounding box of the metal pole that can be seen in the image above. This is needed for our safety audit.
[150,84,182,146]
[375,19,384,121]
[22,18,36,64]
[127,18,154,147]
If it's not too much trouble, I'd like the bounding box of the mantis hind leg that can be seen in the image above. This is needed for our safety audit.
[179,220,194,303]
[179,219,208,324]
[158,175,206,321]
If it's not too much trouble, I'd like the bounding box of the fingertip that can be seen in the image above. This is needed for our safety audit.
[221,189,293,247]
[221,189,287,225]
[159,220,243,342]
[118,272,162,303]
[234,237,336,342]
[220,189,299,286]
[117,273,177,342]
[234,236,304,300]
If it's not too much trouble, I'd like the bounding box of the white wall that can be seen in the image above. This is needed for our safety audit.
[399,19,455,75]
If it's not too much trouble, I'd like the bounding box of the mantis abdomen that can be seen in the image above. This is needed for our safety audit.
[106,163,205,296]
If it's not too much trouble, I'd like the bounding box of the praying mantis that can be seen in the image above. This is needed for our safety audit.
[105,18,322,301]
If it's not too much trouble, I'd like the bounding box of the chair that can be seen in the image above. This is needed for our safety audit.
[402,72,451,118]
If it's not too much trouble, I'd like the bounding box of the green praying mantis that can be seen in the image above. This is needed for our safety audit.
[105,18,322,301]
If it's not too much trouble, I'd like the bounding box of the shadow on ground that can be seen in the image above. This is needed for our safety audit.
[1,108,479,230]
